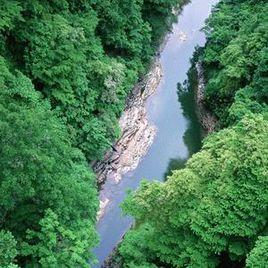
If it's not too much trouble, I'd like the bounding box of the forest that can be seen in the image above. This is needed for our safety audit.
[118,0,268,267]
[0,0,267,267]
[0,0,180,267]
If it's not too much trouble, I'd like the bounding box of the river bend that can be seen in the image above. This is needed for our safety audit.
[93,0,218,266]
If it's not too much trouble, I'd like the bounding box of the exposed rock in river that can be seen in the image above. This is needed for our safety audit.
[94,60,162,185]
[93,59,163,219]
[178,30,187,42]
[97,198,109,221]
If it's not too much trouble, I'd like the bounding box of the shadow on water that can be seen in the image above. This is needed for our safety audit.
[164,65,205,179]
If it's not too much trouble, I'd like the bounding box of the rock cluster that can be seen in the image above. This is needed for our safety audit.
[93,60,163,185]
[196,62,217,132]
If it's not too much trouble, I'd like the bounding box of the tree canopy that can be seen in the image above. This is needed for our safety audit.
[0,0,183,161]
[0,57,98,267]
[202,0,268,125]
[246,236,268,268]
[120,115,268,267]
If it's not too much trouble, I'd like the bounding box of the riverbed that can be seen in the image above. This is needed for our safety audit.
[92,0,218,266]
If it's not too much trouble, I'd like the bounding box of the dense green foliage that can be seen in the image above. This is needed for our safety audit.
[0,57,98,267]
[0,0,181,161]
[246,236,268,268]
[0,0,181,266]
[120,116,268,267]
[0,230,18,267]
[119,0,268,267]
[202,0,268,125]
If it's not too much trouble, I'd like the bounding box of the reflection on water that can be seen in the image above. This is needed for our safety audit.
[164,66,205,179]
[164,157,187,178]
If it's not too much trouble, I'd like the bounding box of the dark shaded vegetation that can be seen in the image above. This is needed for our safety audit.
[177,67,205,157]
[119,1,268,267]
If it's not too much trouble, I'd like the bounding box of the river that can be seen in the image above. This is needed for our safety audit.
[92,0,218,266]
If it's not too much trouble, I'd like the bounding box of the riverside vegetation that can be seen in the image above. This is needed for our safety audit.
[0,0,182,267]
[0,0,267,267]
[118,0,268,267]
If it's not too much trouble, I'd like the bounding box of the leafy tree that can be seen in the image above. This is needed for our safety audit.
[0,1,22,31]
[0,57,98,266]
[246,236,268,268]
[0,0,176,161]
[228,87,267,124]
[202,0,268,124]
[94,0,152,60]
[0,231,18,268]
[120,115,268,267]
[21,209,96,267]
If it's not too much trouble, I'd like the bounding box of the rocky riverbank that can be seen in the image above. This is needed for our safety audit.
[195,62,217,133]
[94,60,162,186]
[94,59,163,220]
[92,1,190,195]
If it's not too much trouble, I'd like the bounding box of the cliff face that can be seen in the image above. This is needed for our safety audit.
[196,62,217,133]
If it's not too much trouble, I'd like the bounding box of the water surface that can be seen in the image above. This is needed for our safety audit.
[93,0,218,266]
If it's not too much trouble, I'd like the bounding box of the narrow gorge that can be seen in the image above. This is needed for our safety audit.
[93,0,218,266]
